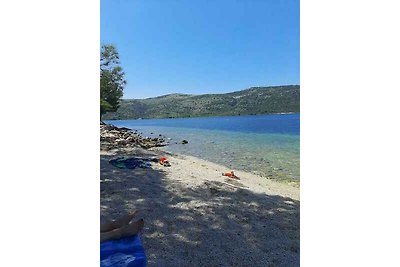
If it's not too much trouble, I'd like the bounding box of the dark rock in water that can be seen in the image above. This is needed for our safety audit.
[181,140,188,144]
[159,134,162,137]
[150,132,153,134]
[119,127,131,131]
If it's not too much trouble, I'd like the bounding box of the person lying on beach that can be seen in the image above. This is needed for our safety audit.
[101,211,144,243]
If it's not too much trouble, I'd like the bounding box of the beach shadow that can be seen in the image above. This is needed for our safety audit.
[101,153,299,267]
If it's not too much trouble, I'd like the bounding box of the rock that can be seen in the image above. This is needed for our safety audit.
[119,127,131,131]
[181,140,188,144]
[100,123,167,150]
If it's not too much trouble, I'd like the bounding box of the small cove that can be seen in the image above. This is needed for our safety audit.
[106,113,300,181]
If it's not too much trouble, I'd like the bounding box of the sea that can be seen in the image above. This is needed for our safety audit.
[106,113,300,181]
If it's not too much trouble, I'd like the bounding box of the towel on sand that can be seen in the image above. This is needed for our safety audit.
[109,157,151,169]
[100,235,146,267]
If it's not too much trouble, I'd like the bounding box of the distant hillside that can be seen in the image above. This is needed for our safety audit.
[103,85,300,120]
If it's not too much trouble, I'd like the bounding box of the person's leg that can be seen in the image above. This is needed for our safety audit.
[100,219,144,243]
[101,210,140,233]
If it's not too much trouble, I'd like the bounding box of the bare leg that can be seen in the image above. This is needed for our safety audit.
[101,219,144,243]
[101,210,140,233]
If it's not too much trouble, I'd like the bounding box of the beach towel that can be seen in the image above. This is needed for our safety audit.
[100,235,146,267]
[109,157,151,169]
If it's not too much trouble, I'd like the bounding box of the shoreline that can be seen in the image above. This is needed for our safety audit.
[100,126,300,266]
[101,119,300,185]
[101,146,299,200]
[153,147,300,198]
[162,147,300,188]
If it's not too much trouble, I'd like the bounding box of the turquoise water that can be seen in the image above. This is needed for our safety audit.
[107,114,300,180]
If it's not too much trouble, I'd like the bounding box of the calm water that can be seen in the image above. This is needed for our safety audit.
[106,114,300,180]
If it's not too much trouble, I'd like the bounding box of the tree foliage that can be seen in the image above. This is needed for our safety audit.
[100,44,126,118]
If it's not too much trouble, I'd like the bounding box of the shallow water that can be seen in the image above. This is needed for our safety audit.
[106,114,300,180]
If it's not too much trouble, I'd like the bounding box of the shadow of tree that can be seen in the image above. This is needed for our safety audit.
[101,152,299,267]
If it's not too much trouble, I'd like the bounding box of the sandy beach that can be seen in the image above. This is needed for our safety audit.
[101,145,299,266]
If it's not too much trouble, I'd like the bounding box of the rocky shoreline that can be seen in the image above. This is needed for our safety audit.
[100,123,168,150]
[100,122,300,266]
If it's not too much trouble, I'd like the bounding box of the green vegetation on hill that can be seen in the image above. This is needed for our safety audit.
[102,85,300,120]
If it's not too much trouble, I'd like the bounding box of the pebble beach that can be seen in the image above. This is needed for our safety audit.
[101,138,300,266]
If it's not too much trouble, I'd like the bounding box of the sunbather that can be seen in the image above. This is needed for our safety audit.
[101,212,144,242]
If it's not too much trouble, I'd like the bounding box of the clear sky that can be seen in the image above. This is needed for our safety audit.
[101,0,299,99]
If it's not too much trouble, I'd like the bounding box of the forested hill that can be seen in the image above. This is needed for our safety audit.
[102,85,300,120]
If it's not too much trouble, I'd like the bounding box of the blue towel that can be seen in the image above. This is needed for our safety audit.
[109,157,151,169]
[100,235,146,267]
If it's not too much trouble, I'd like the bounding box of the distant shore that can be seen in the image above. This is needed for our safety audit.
[102,85,299,121]
[104,111,300,121]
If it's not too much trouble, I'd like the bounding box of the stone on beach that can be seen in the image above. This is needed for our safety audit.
[100,123,168,150]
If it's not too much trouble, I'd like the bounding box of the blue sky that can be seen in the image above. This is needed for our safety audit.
[101,0,299,99]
